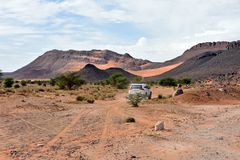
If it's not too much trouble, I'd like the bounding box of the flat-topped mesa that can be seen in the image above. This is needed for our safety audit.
[227,41,240,50]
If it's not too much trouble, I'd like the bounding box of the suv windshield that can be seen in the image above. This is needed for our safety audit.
[131,85,143,90]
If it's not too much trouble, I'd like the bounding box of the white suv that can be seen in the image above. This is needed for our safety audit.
[128,83,152,99]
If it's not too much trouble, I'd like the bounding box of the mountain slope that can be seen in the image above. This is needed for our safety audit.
[75,64,137,82]
[148,41,240,80]
[7,41,231,79]
[9,49,162,79]
[163,41,229,66]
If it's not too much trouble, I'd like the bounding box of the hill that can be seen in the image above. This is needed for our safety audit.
[75,64,137,82]
[148,41,240,80]
[7,41,232,79]
[8,49,163,79]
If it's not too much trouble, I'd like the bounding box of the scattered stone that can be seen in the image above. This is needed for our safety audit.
[36,144,44,147]
[155,121,164,131]
[10,150,19,158]
[206,92,211,96]
[131,155,137,159]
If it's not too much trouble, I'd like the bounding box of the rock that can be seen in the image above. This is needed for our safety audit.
[173,89,184,97]
[155,121,164,131]
[37,144,44,147]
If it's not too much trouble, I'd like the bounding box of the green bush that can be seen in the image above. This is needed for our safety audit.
[49,78,56,86]
[178,78,192,85]
[87,99,95,104]
[0,70,2,79]
[53,73,85,90]
[36,81,43,86]
[158,94,164,99]
[146,81,156,86]
[159,78,177,86]
[76,96,85,101]
[127,93,143,107]
[126,117,135,123]
[4,78,14,88]
[38,88,44,92]
[108,73,129,89]
[133,76,143,83]
[14,84,20,89]
[20,80,27,86]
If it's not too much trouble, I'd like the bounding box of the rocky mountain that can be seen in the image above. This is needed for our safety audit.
[148,41,240,80]
[8,49,163,79]
[163,41,229,66]
[7,41,234,79]
[75,64,137,82]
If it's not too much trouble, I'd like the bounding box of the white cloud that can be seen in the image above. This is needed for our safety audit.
[1,0,240,71]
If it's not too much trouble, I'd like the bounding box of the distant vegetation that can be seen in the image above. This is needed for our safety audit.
[178,78,192,85]
[53,73,86,90]
[94,73,130,89]
[133,76,143,83]
[159,78,177,86]
[20,80,27,86]
[159,77,192,87]
[0,70,2,79]
[4,78,14,88]
[108,73,129,89]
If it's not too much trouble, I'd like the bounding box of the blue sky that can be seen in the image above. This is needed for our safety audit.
[0,0,240,72]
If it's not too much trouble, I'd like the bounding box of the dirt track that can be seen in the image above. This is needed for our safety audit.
[0,87,240,160]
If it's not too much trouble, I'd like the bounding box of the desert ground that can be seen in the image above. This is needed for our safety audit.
[0,84,240,160]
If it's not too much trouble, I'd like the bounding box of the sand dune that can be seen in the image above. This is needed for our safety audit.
[128,63,182,77]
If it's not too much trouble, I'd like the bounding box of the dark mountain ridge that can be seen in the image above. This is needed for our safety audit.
[148,41,240,80]
[75,64,137,82]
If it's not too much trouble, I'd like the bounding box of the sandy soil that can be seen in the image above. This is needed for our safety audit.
[128,63,182,77]
[0,86,240,160]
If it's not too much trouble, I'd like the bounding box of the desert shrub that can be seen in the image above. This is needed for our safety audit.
[76,96,86,101]
[20,80,27,86]
[159,78,177,86]
[133,76,143,83]
[14,84,20,89]
[53,73,85,90]
[4,78,14,88]
[50,78,56,86]
[158,94,164,99]
[0,70,2,79]
[15,80,19,83]
[127,93,143,107]
[146,81,156,86]
[26,80,32,84]
[36,81,43,86]
[126,117,135,123]
[108,73,129,89]
[38,88,44,92]
[87,99,95,104]
[43,83,47,87]
[178,78,192,85]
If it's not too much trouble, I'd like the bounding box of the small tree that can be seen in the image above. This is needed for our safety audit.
[20,80,27,86]
[178,78,192,85]
[127,93,143,107]
[133,76,143,83]
[54,73,85,90]
[4,78,14,88]
[49,78,56,86]
[0,70,2,79]
[108,73,129,89]
[159,78,177,86]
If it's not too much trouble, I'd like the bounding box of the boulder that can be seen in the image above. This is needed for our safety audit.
[173,88,184,97]
[155,121,164,131]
